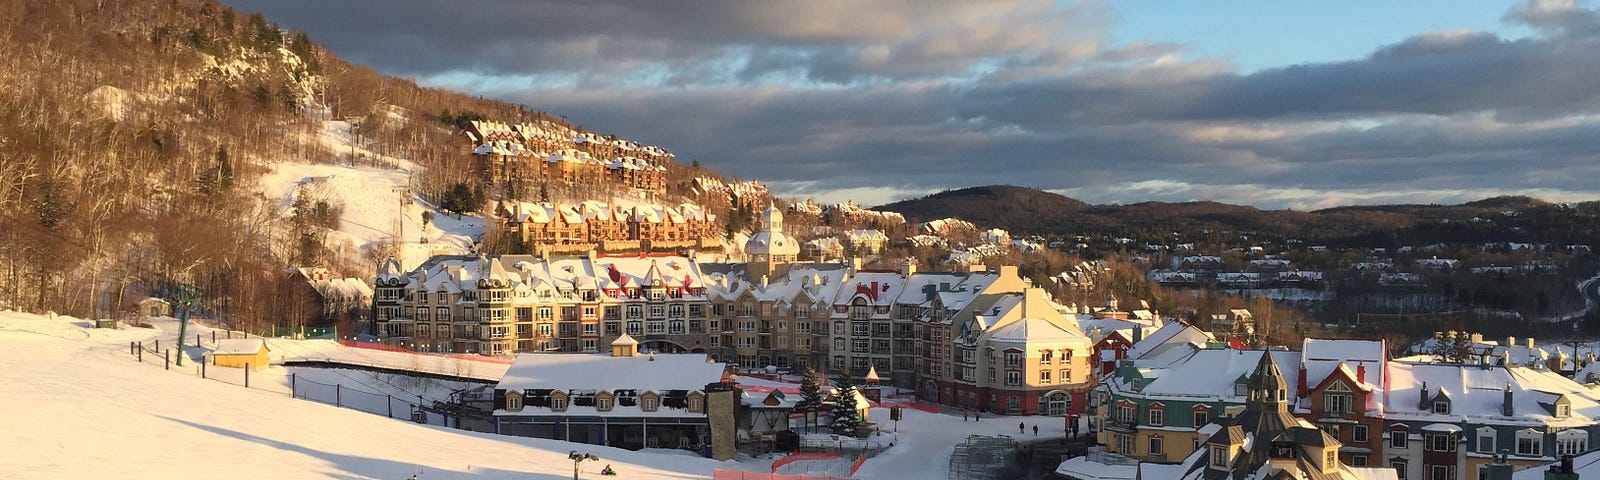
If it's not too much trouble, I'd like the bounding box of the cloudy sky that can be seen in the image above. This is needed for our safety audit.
[225,0,1600,210]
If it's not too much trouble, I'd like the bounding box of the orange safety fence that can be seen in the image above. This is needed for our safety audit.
[769,451,841,472]
[714,469,850,480]
[848,453,868,476]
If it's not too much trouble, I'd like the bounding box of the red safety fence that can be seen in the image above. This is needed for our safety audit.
[848,454,868,476]
[769,451,841,472]
[713,469,850,480]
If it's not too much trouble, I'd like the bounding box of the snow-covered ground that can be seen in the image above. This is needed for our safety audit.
[260,120,482,271]
[0,309,1082,479]
[0,310,744,479]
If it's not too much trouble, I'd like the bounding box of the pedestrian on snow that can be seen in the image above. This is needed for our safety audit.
[1019,422,1025,434]
[1033,425,1039,435]
[962,409,968,421]
[975,411,980,421]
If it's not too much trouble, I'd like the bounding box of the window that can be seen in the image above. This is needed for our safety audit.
[1557,430,1587,457]
[552,397,567,411]
[582,323,597,335]
[1005,371,1021,386]
[436,307,451,322]
[1060,369,1071,384]
[689,397,702,412]
[1517,429,1543,456]
[1351,455,1367,467]
[1148,436,1164,456]
[1005,352,1022,368]
[642,397,659,411]
[1118,433,1135,455]
[1477,428,1496,453]
[669,304,684,318]
[1210,445,1228,468]
[1040,370,1052,384]
[1392,461,1408,480]
[1429,465,1450,480]
[1354,425,1369,443]
[627,305,643,319]
[1433,401,1449,414]
[506,396,521,411]
[1040,350,1053,365]
[1325,450,1336,470]
[1321,424,1340,439]
[1391,427,1409,448]
[582,339,596,352]
[1557,404,1571,418]
[689,304,703,318]
[597,397,612,411]
[1324,393,1352,414]
[1428,434,1452,452]
[538,307,553,320]
[1148,406,1164,426]
[1193,408,1210,427]
[851,322,869,336]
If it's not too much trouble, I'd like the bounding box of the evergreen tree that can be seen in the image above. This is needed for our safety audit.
[216,146,233,190]
[830,374,861,437]
[797,367,823,412]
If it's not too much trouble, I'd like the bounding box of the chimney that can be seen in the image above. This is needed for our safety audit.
[1420,382,1430,408]
[1132,326,1144,344]
[760,275,769,289]
[1357,363,1367,384]
[1502,383,1514,417]
[848,257,862,273]
[1296,364,1308,398]
[1507,336,1516,349]
[902,258,917,276]
[1527,338,1535,350]
[1470,332,1483,344]
[1503,349,1512,366]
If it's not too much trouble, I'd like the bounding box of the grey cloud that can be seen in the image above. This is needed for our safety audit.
[225,0,1600,208]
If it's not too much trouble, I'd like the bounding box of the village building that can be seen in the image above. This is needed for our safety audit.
[499,201,719,254]
[947,288,1096,416]
[1382,360,1600,480]
[288,267,373,336]
[1062,350,1398,480]
[373,253,713,356]
[465,121,670,195]
[491,336,737,460]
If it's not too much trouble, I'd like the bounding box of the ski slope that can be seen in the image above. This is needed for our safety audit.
[0,311,739,479]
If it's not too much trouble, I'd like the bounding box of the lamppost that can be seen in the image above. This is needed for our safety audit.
[568,451,599,479]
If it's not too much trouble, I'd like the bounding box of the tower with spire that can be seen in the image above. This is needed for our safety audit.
[744,203,799,280]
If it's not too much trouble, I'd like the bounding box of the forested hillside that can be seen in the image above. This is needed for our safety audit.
[880,186,1600,248]
[0,0,721,330]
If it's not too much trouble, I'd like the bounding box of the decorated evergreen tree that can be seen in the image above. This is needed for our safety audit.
[830,374,861,437]
[797,367,823,411]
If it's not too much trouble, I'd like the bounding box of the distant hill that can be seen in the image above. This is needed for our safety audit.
[876,186,1088,232]
[877,185,1600,247]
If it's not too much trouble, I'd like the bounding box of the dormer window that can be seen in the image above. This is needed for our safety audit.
[1209,445,1229,469]
[1433,401,1450,414]
[1557,404,1571,418]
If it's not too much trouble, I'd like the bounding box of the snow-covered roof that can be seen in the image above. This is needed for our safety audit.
[213,339,267,355]
[1124,321,1213,360]
[497,353,727,393]
[1114,349,1302,402]
[1384,361,1600,428]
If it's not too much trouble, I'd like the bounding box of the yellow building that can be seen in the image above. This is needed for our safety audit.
[212,339,269,369]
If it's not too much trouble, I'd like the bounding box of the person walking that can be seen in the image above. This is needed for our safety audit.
[1033,425,1039,436]
[962,409,969,421]
[1019,422,1025,434]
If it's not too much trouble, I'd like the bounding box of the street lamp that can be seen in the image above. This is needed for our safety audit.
[568,451,599,479]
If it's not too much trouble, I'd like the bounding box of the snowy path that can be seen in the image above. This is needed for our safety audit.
[852,405,1072,479]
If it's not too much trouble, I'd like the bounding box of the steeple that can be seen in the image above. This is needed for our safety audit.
[1247,350,1289,407]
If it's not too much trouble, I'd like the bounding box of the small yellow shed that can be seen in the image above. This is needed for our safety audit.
[212,339,269,369]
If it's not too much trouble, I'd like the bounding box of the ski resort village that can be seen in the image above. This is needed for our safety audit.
[13,1,1600,479]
